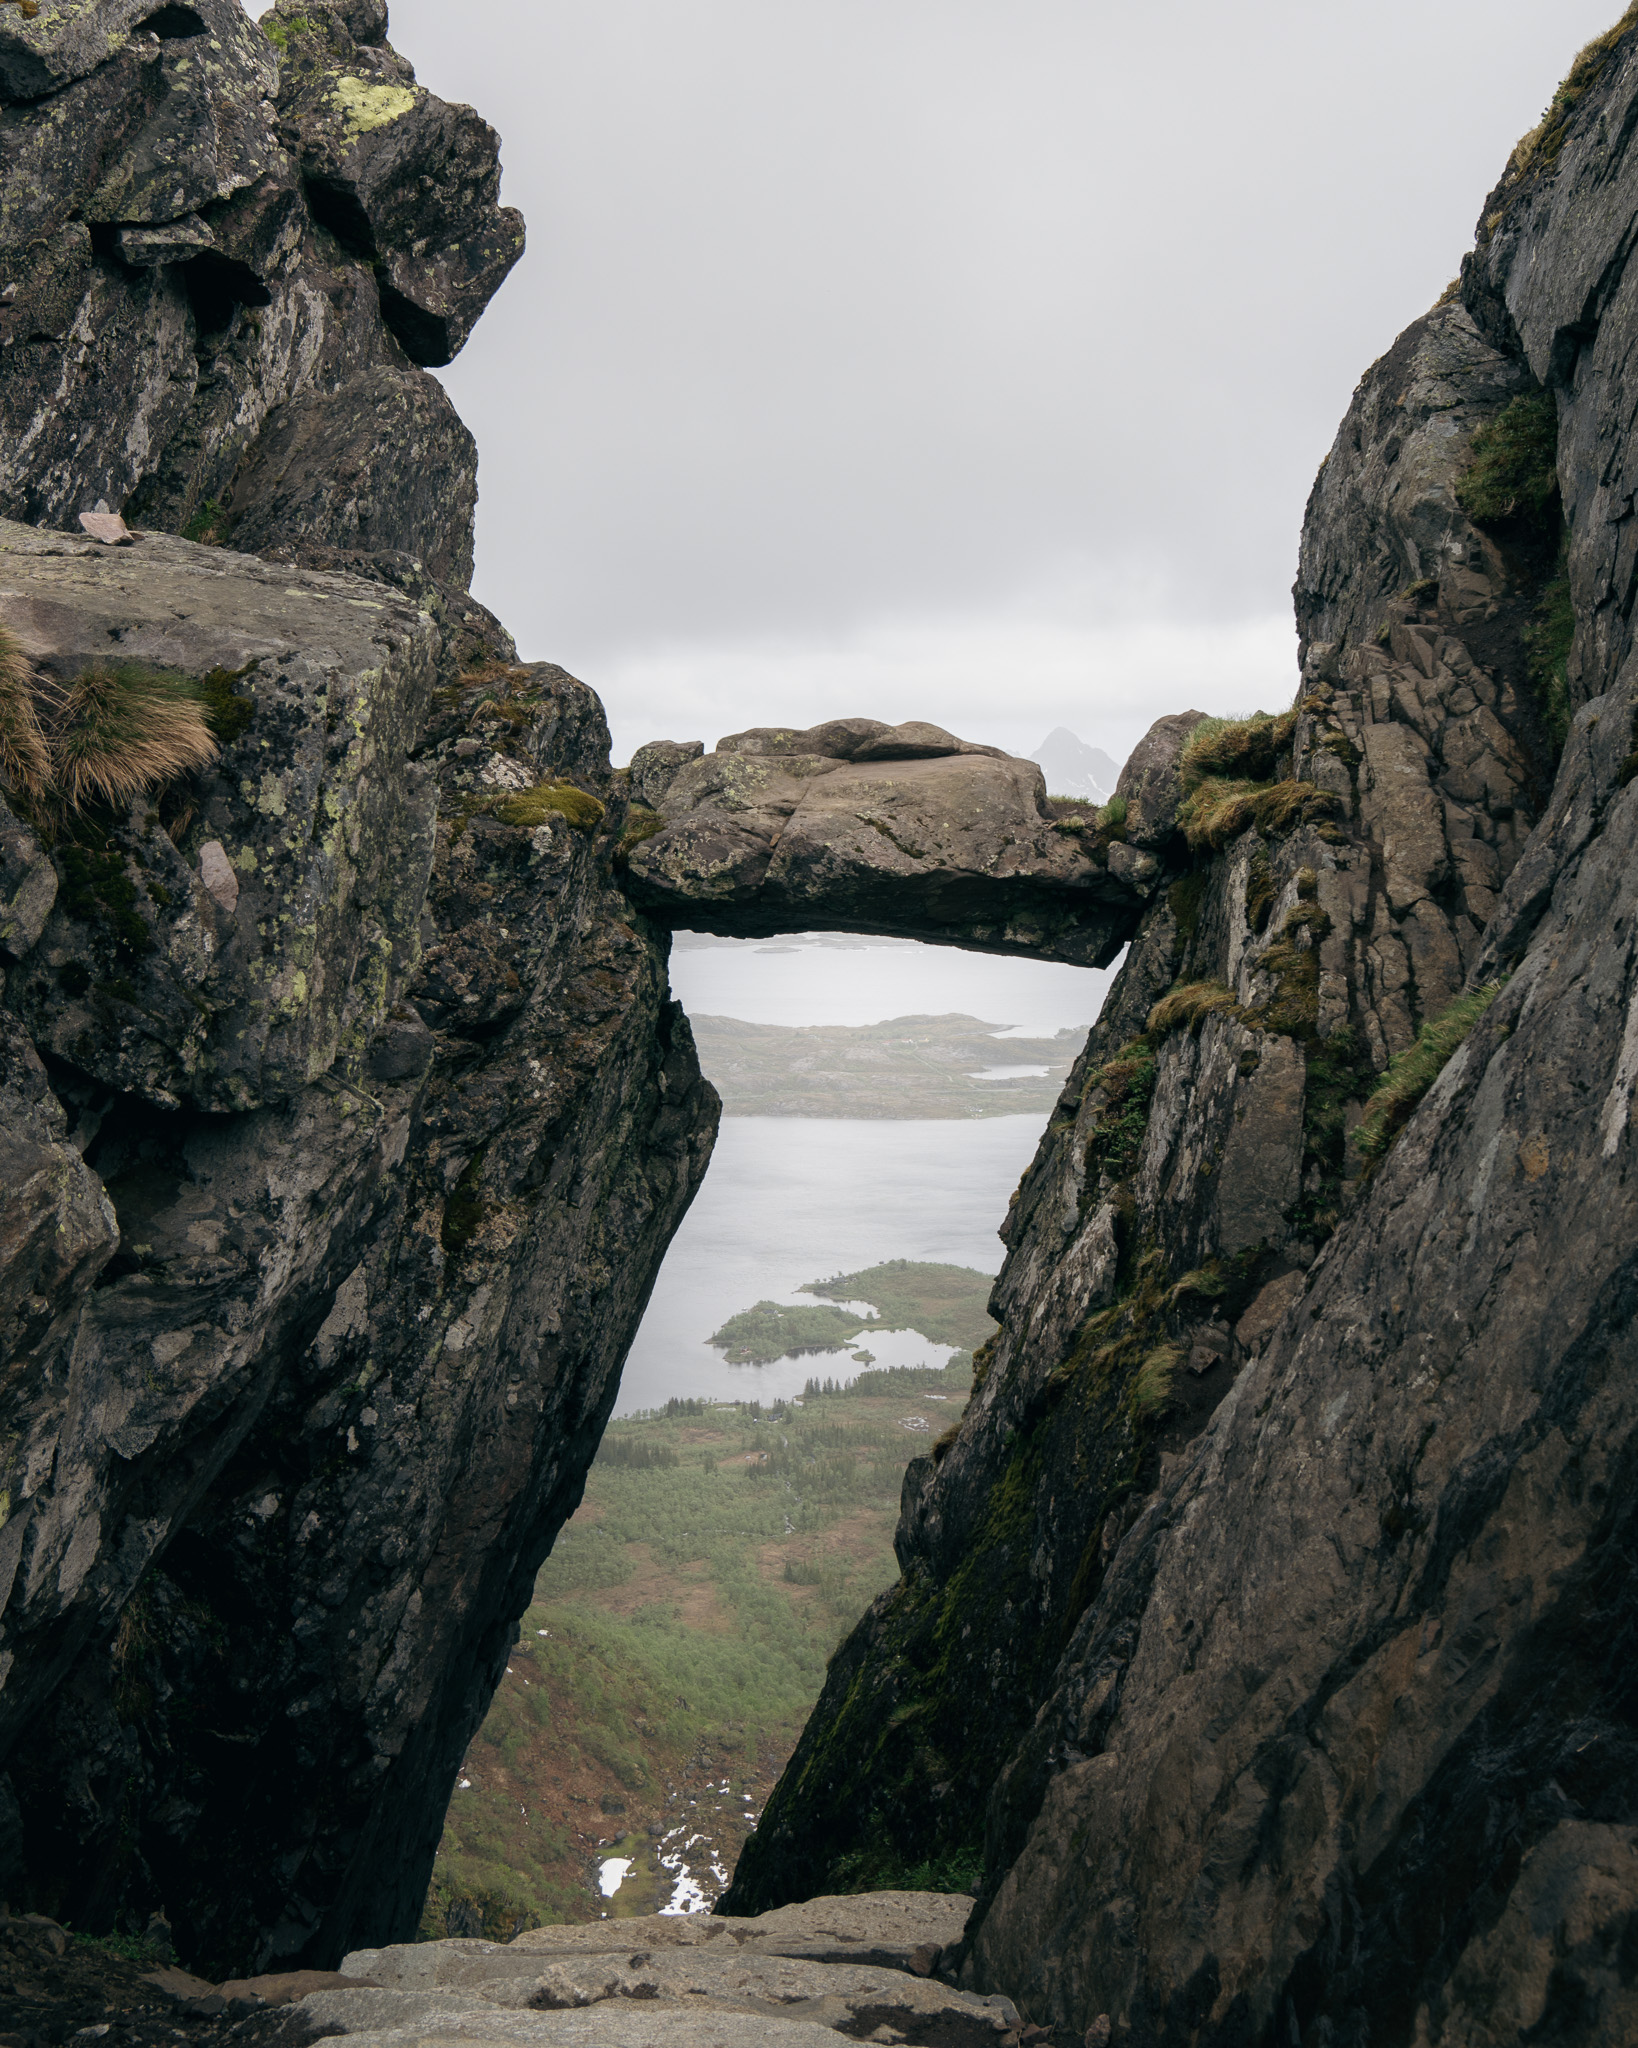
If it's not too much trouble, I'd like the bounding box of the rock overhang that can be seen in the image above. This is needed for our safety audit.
[623,717,1163,969]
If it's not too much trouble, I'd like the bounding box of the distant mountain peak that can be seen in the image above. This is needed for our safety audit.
[1029,728,1119,801]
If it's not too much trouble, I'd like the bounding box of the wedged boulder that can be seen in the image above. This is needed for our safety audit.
[626,722,1149,966]
[0,518,438,1112]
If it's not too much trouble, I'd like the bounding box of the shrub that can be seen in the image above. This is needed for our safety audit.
[1455,391,1560,531]
[1081,1037,1158,1180]
[1097,793,1128,831]
[0,624,51,801]
[1146,980,1240,1039]
[1179,709,1296,791]
[1355,983,1505,1163]
[47,664,218,814]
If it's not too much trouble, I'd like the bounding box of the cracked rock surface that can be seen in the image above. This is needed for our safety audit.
[625,719,1150,967]
[0,0,522,582]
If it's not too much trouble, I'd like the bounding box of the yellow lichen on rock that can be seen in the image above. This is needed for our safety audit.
[329,74,419,136]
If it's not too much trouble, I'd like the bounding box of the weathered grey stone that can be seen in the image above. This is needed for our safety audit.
[264,0,525,368]
[627,730,1148,967]
[0,1010,117,1387]
[0,596,718,1974]
[627,739,704,810]
[0,0,517,585]
[0,519,439,1112]
[329,1896,998,2043]
[0,798,56,959]
[1112,707,1203,850]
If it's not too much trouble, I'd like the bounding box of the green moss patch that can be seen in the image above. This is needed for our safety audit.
[477,781,606,833]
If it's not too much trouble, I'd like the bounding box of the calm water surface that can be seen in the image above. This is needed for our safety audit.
[612,935,1109,1415]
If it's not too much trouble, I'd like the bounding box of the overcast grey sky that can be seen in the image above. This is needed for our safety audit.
[390,0,1615,771]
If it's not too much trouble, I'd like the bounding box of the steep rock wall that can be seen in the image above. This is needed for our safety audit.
[0,0,723,1974]
[0,521,719,1971]
[0,0,522,583]
[725,22,1638,2046]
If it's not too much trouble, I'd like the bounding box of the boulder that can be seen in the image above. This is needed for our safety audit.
[626,723,1154,966]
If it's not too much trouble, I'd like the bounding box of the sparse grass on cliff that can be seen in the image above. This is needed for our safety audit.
[1356,982,1506,1164]
[1177,775,1334,852]
[1146,980,1239,1039]
[1506,6,1638,186]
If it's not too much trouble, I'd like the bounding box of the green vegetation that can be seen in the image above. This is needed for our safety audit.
[198,662,258,745]
[711,1263,994,1364]
[1179,709,1296,788]
[1356,983,1506,1164]
[181,498,229,546]
[711,1300,876,1364]
[1177,776,1334,853]
[59,841,152,956]
[425,1330,978,1934]
[1096,792,1128,834]
[616,806,665,858]
[803,1260,997,1352]
[1081,1037,1157,1181]
[1172,709,1336,854]
[1455,391,1560,531]
[487,781,605,832]
[1146,979,1239,1039]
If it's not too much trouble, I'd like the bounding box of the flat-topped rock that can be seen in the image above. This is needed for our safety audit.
[0,518,437,1111]
[330,1894,997,2043]
[624,721,1153,966]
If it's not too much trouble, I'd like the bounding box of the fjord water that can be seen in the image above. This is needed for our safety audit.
[613,934,1111,1414]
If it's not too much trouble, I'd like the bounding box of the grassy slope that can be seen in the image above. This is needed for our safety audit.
[421,1268,993,1935]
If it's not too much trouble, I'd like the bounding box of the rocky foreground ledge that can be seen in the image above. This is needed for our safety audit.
[1,1894,1088,2048]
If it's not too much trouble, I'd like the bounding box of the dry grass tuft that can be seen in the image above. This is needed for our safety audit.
[1356,982,1506,1164]
[0,624,52,802]
[1146,980,1241,1039]
[48,665,218,814]
[1507,6,1638,187]
[1177,775,1333,852]
[1179,709,1296,792]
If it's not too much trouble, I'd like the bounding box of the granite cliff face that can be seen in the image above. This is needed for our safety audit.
[725,19,1638,2046]
[0,0,722,1977]
[0,0,522,584]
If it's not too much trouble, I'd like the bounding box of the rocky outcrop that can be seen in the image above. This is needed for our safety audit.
[0,517,718,1972]
[625,719,1155,966]
[0,0,522,583]
[723,24,1638,2046]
